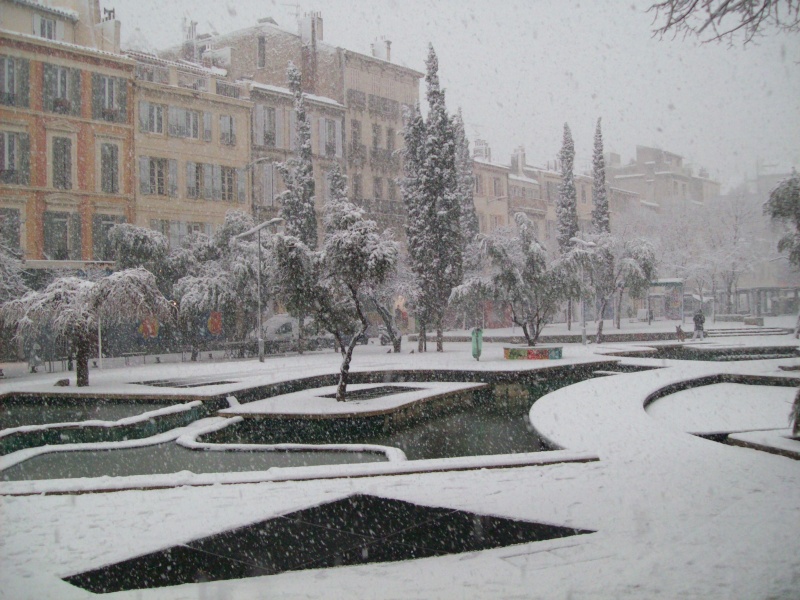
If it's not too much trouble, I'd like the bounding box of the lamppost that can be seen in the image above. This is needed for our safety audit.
[570,237,596,345]
[233,217,283,362]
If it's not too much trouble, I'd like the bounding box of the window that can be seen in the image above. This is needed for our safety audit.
[220,115,236,145]
[325,119,336,156]
[475,174,484,195]
[581,187,587,203]
[388,179,397,201]
[139,156,176,196]
[0,131,30,185]
[253,161,277,206]
[221,167,236,201]
[186,162,205,199]
[43,64,79,115]
[373,177,383,200]
[352,174,362,200]
[37,16,56,40]
[92,74,127,122]
[0,56,29,108]
[167,107,201,139]
[493,177,503,197]
[92,214,125,261]
[52,137,72,190]
[352,120,362,144]
[319,118,341,157]
[372,123,381,149]
[43,211,81,260]
[257,37,266,68]
[0,207,21,251]
[386,127,395,153]
[138,101,164,134]
[100,143,119,194]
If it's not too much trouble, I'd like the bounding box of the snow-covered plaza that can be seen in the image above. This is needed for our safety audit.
[1,320,799,599]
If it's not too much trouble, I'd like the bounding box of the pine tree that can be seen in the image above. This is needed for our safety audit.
[278,62,317,249]
[402,44,462,352]
[591,117,610,234]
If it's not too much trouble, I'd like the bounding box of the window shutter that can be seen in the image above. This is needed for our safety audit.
[92,214,103,260]
[212,164,221,200]
[139,156,151,195]
[203,112,212,142]
[264,163,274,206]
[186,162,196,198]
[117,79,127,122]
[253,104,265,146]
[69,212,82,260]
[335,120,342,158]
[17,58,29,108]
[18,133,30,186]
[33,14,41,36]
[138,100,149,132]
[70,69,81,116]
[167,106,178,137]
[55,20,65,41]
[42,63,55,112]
[42,211,55,257]
[237,168,246,203]
[275,108,284,148]
[289,110,297,150]
[320,117,329,156]
[91,73,102,120]
[203,163,212,199]
[168,159,178,197]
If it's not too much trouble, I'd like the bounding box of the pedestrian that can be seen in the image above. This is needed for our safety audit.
[692,309,705,341]
[28,342,42,373]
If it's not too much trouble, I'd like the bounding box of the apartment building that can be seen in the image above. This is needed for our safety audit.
[607,145,721,211]
[159,12,421,241]
[0,0,134,266]
[128,51,251,247]
[472,140,510,234]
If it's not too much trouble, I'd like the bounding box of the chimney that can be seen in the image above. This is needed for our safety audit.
[299,11,323,45]
[511,146,526,175]
[474,139,491,162]
[371,37,392,62]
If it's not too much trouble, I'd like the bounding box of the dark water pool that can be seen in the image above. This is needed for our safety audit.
[0,397,173,430]
[0,443,386,481]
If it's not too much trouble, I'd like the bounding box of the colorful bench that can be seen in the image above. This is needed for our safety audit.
[503,345,563,360]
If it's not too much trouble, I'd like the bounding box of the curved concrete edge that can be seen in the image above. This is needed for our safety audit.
[0,448,598,496]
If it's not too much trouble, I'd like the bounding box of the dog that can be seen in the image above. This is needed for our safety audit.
[675,325,686,342]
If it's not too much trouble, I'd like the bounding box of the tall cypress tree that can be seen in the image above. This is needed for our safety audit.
[556,122,579,252]
[453,109,479,248]
[278,62,317,249]
[556,122,579,330]
[592,117,610,234]
[402,45,462,352]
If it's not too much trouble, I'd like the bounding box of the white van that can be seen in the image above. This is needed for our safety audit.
[261,315,333,352]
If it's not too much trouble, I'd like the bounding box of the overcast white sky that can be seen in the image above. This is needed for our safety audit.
[114,0,800,192]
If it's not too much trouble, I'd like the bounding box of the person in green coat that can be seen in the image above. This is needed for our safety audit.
[471,327,483,361]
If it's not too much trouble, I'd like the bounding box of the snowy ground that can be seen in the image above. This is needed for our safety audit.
[1,320,800,599]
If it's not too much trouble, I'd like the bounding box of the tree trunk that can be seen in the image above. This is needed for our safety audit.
[596,298,609,344]
[297,313,305,355]
[436,327,443,352]
[418,322,425,352]
[521,322,533,346]
[75,336,90,387]
[615,289,623,329]
[567,300,572,331]
[336,338,359,401]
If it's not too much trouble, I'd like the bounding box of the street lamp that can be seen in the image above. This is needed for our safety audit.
[233,217,283,362]
[570,237,596,345]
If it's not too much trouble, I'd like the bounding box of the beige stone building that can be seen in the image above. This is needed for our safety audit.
[0,0,134,266]
[607,145,721,212]
[126,51,252,247]
[472,140,510,234]
[159,12,421,242]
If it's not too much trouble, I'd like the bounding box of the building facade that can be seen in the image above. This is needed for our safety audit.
[128,51,252,247]
[0,0,134,267]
